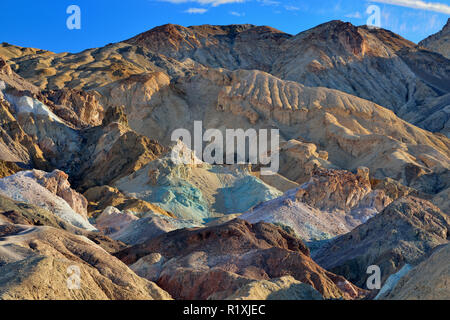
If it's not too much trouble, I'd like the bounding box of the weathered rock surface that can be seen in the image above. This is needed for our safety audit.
[241,167,391,242]
[296,167,375,212]
[31,169,89,217]
[43,89,104,128]
[74,106,167,191]
[0,60,52,169]
[94,206,139,235]
[125,24,290,72]
[370,177,416,201]
[0,224,172,300]
[0,194,125,254]
[432,187,450,215]
[1,42,190,91]
[276,139,333,185]
[99,65,449,196]
[313,197,449,288]
[116,219,366,300]
[0,171,94,230]
[114,145,282,222]
[381,243,450,300]
[2,31,449,197]
[0,160,21,178]
[122,21,450,137]
[0,59,82,171]
[0,43,53,61]
[84,185,172,217]
[109,213,201,245]
[220,276,323,300]
[419,18,450,59]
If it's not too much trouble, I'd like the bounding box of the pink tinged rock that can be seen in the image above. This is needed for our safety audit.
[32,169,89,218]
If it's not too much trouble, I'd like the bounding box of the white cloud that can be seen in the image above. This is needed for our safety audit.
[160,0,245,7]
[345,11,363,18]
[370,0,450,14]
[284,5,300,11]
[230,11,245,16]
[185,7,208,13]
[257,0,280,5]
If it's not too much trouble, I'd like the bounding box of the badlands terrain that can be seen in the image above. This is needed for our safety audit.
[0,19,449,300]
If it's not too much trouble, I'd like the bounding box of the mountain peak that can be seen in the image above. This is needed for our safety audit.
[290,20,366,56]
[419,18,450,58]
[188,23,257,34]
[301,20,356,34]
[124,23,291,70]
[126,23,287,44]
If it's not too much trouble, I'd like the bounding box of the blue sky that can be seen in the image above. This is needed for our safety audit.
[0,0,448,53]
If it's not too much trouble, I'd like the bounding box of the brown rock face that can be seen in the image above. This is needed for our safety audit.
[0,57,12,76]
[77,127,166,190]
[43,89,104,128]
[371,177,416,201]
[102,105,129,127]
[277,139,332,184]
[31,169,89,218]
[94,206,139,235]
[125,24,290,72]
[115,219,366,300]
[295,167,373,212]
[0,95,50,170]
[83,185,172,218]
[313,197,450,288]
[0,160,21,178]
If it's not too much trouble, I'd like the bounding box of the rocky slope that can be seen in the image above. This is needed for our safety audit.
[0,160,21,178]
[420,18,450,59]
[42,89,104,128]
[0,223,171,300]
[1,25,449,197]
[94,66,449,197]
[0,196,124,253]
[123,21,449,115]
[241,167,391,242]
[3,21,450,138]
[0,170,94,230]
[116,219,366,300]
[114,143,282,222]
[0,184,171,300]
[1,61,168,192]
[0,42,190,91]
[123,21,450,138]
[105,212,201,245]
[125,24,290,72]
[221,276,323,300]
[381,243,450,300]
[313,197,449,288]
[83,185,172,218]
